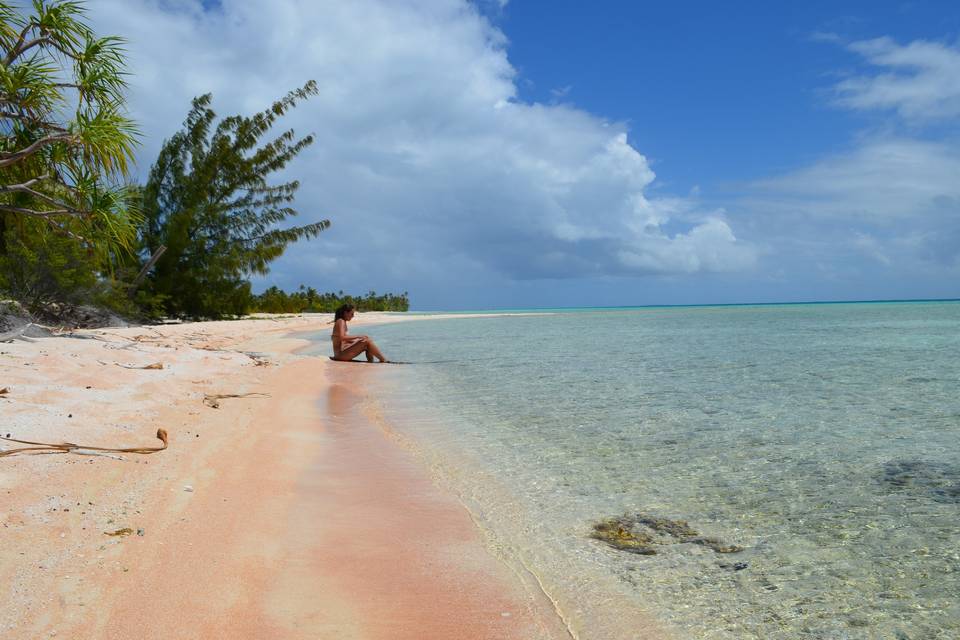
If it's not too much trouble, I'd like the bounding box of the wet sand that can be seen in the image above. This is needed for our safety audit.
[0,313,571,639]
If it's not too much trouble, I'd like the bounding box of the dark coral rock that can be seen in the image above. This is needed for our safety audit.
[590,513,744,555]
[636,515,698,539]
[591,517,658,554]
[880,460,960,504]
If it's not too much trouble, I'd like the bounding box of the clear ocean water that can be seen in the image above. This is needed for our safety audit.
[309,301,960,639]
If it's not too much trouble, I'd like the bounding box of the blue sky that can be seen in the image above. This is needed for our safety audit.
[88,0,960,309]
[502,1,960,189]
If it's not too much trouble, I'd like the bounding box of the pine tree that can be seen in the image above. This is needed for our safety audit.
[138,82,329,318]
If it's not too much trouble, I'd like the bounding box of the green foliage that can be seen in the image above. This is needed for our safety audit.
[250,286,410,314]
[0,214,97,309]
[138,82,330,319]
[0,212,141,318]
[0,8,384,324]
[0,0,139,247]
[0,1,139,316]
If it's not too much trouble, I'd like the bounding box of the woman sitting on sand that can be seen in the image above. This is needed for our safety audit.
[331,304,389,362]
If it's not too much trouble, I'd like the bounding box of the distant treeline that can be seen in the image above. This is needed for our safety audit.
[250,286,409,314]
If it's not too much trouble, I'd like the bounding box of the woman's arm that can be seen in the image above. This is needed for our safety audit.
[335,320,366,345]
[333,319,348,341]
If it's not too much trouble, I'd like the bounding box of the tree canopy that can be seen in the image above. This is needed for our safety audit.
[138,81,330,318]
[0,0,139,315]
[0,0,138,247]
[0,6,407,324]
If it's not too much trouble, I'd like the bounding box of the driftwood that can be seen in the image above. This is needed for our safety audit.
[203,392,270,409]
[0,428,168,458]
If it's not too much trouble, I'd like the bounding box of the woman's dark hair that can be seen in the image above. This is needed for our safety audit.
[334,303,355,321]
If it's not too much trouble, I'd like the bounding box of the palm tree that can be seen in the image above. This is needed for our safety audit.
[0,0,139,257]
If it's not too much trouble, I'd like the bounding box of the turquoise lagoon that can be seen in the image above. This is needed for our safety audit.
[308,301,960,639]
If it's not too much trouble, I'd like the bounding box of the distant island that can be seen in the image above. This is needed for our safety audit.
[251,286,409,314]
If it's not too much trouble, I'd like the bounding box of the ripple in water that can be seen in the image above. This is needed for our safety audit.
[308,302,960,639]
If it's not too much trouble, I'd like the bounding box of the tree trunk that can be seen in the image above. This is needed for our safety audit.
[128,245,167,298]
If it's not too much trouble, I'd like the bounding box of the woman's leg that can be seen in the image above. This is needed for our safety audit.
[333,338,371,362]
[333,337,388,363]
[364,339,388,362]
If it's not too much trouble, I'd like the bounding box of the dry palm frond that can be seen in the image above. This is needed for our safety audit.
[0,428,168,458]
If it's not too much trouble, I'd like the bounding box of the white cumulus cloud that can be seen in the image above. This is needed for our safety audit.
[86,0,756,301]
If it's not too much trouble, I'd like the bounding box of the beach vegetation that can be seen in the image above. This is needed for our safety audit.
[0,6,408,325]
[250,285,410,314]
[0,214,97,310]
[133,82,330,319]
[0,0,140,317]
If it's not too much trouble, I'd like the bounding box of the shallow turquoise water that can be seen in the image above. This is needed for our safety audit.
[309,302,960,639]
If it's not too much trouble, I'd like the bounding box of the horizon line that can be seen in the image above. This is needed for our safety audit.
[408,297,960,313]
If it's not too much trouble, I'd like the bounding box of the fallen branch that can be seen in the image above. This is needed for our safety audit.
[203,392,270,409]
[0,428,168,458]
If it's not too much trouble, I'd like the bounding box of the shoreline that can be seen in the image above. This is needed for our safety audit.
[0,312,575,639]
[355,358,673,640]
